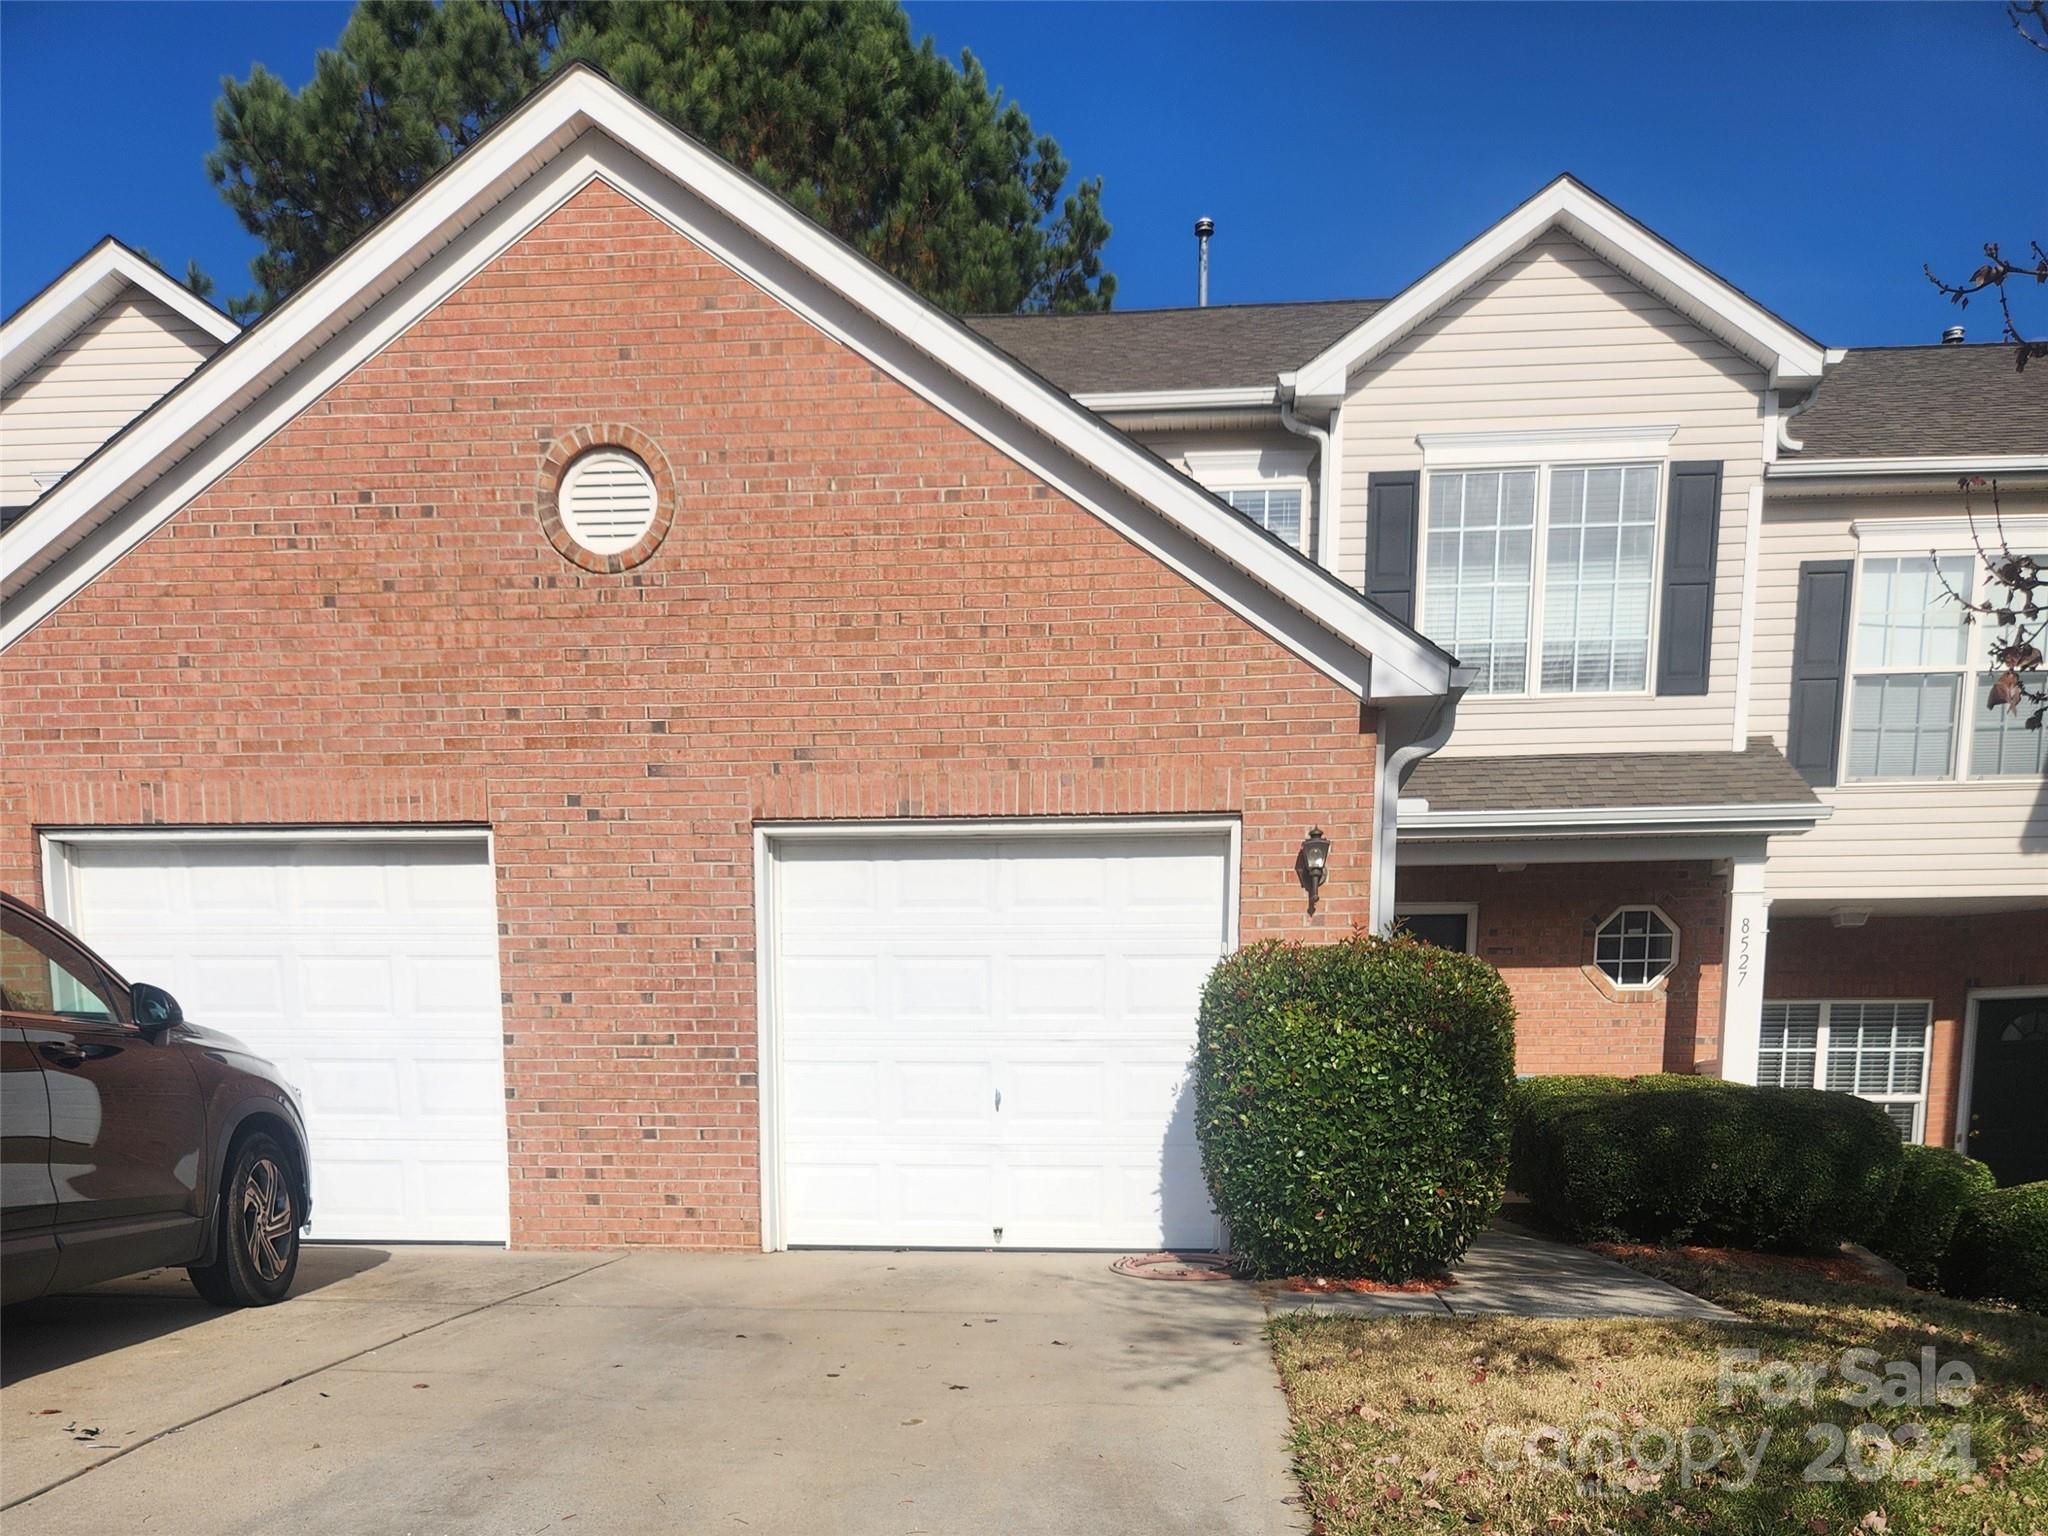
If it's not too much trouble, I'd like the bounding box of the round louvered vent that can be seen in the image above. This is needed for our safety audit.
[557,448,658,555]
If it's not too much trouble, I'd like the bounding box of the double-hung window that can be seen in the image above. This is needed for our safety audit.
[1759,999,1933,1140]
[1846,546,2046,781]
[1185,449,1314,555]
[1420,451,1663,697]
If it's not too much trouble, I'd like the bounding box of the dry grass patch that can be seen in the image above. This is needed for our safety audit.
[1269,1247,2048,1535]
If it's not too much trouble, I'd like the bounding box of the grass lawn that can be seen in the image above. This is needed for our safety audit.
[1268,1244,2048,1535]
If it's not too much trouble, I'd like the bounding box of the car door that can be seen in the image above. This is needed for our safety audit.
[0,1023,59,1302]
[0,903,207,1259]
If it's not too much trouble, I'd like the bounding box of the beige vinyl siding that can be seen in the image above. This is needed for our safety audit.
[1,285,223,508]
[1337,232,1766,756]
[1754,488,2048,905]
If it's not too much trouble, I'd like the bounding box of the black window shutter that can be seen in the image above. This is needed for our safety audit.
[1654,461,1722,696]
[1786,559,1855,787]
[1366,471,1420,626]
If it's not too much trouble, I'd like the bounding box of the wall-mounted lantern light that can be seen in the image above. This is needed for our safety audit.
[1298,827,1332,913]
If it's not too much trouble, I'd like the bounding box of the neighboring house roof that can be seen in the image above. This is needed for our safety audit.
[1289,174,1827,408]
[0,65,1454,703]
[1403,739,1823,832]
[0,236,239,393]
[1783,344,2048,460]
[966,299,1382,400]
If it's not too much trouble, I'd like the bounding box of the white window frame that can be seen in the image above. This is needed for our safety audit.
[1415,428,1676,700]
[1760,997,1934,1142]
[1394,901,1478,954]
[1843,523,2048,783]
[1591,903,1680,990]
[1183,448,1314,555]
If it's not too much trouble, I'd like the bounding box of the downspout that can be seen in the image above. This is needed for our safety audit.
[1776,386,1817,454]
[1278,380,1336,571]
[1368,669,1474,935]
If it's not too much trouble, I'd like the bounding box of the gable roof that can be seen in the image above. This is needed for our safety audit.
[1781,343,2048,460]
[1290,174,1826,408]
[1405,739,1820,818]
[1,236,239,393]
[0,65,1453,702]
[966,299,1382,402]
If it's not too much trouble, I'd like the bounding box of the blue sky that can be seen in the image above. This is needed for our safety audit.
[2,2,2040,345]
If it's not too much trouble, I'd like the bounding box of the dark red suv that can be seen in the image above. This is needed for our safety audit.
[1,891,311,1307]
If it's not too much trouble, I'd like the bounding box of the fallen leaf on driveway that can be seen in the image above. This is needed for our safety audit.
[413,1383,429,1390]
[947,1384,968,1391]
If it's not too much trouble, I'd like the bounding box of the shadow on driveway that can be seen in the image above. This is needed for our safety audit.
[2,1245,390,1386]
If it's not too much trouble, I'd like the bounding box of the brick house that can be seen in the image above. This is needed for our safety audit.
[2,67,2041,1252]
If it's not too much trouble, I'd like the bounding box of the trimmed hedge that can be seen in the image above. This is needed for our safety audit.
[1870,1145,1996,1286]
[1510,1074,1904,1250]
[1194,933,1517,1281]
[1940,1182,2048,1313]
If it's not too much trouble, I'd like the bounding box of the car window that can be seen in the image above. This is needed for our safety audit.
[0,910,118,1023]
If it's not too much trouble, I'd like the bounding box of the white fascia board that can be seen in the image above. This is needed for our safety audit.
[1,239,239,390]
[1853,514,2048,553]
[1771,454,2048,480]
[1291,178,1826,407]
[1074,385,1277,413]
[0,70,1453,701]
[1399,800,1830,838]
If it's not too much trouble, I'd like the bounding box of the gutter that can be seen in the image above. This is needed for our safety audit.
[1369,670,1473,934]
[1400,799,1831,840]
[1277,382,1337,572]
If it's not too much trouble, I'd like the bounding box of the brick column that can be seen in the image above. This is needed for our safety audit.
[1718,844,1770,1083]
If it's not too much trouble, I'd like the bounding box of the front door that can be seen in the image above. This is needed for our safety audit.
[1966,994,2048,1185]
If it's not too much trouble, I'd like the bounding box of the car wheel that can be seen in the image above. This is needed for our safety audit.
[188,1132,300,1307]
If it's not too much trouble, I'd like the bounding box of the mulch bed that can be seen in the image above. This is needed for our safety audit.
[1589,1240,1876,1285]
[1276,1273,1454,1294]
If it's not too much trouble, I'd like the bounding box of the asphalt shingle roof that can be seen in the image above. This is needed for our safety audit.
[1405,738,1819,815]
[1781,344,2046,459]
[965,299,1383,396]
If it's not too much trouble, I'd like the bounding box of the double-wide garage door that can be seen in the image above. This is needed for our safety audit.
[55,837,509,1243]
[772,828,1232,1250]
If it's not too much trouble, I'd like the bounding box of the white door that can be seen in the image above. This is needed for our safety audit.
[57,837,509,1243]
[772,828,1232,1250]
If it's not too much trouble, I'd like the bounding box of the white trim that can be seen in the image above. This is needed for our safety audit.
[1592,902,1680,990]
[1956,985,2048,1157]
[1183,447,1314,481]
[1760,996,1935,1143]
[1852,514,2048,554]
[1416,424,1677,468]
[751,814,1241,1253]
[1073,385,1277,413]
[1,237,239,392]
[0,70,1452,702]
[1401,800,1828,837]
[1771,454,2048,480]
[1731,483,1765,747]
[37,823,512,1244]
[1292,176,1826,406]
[1393,901,1478,954]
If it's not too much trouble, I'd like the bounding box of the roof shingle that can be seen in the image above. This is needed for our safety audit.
[1405,739,1819,815]
[1781,344,2045,459]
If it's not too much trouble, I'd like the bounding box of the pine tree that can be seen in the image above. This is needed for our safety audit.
[207,1,1112,317]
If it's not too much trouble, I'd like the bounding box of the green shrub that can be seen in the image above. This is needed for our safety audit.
[1194,933,1517,1281]
[1870,1145,1996,1286]
[1940,1182,2048,1313]
[1509,1074,1904,1250]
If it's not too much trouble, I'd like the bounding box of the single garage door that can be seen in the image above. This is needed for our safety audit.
[53,836,509,1243]
[771,827,1233,1250]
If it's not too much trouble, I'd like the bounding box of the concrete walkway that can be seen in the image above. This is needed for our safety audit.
[1265,1222,1736,1320]
[3,1246,1305,1536]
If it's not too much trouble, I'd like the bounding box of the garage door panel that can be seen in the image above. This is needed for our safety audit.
[776,830,1229,1250]
[63,838,509,1243]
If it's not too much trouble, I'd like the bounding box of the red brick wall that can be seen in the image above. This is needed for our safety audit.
[1765,911,2048,1148]
[1399,860,1727,1076]
[0,182,1380,1249]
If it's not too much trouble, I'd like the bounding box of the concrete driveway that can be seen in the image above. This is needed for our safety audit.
[2,1246,1304,1535]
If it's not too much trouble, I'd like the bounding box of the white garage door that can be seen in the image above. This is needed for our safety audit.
[55,836,509,1243]
[772,828,1232,1250]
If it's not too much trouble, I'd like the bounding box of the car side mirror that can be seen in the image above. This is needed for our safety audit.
[130,982,184,1034]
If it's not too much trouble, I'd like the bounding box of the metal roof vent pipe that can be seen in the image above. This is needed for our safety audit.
[1942,325,1966,345]
[1194,217,1215,306]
